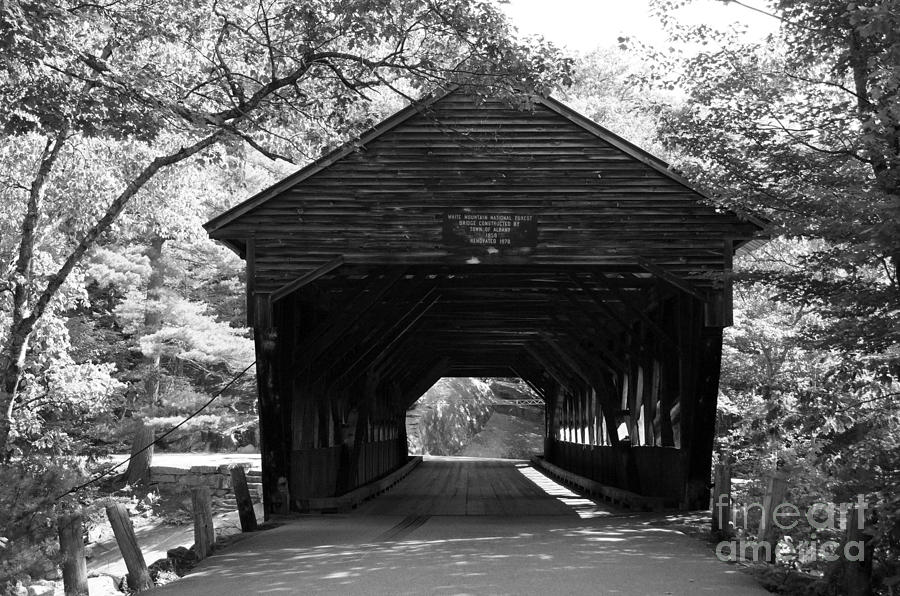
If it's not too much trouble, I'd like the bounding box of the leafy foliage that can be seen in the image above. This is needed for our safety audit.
[642,1,900,590]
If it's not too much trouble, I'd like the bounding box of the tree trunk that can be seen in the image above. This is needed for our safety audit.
[0,330,32,459]
[0,132,68,458]
[142,235,166,404]
[124,422,155,486]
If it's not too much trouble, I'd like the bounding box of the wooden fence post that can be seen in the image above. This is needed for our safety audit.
[105,503,153,591]
[230,466,258,532]
[58,512,88,596]
[125,422,155,486]
[844,503,873,596]
[192,487,215,560]
[760,471,788,563]
[711,463,732,540]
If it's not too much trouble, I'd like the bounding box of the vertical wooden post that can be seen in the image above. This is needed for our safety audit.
[230,466,258,532]
[253,291,290,520]
[711,463,732,540]
[658,327,677,448]
[723,239,734,326]
[192,487,215,560]
[124,422,154,486]
[683,309,723,510]
[760,471,788,563]
[597,375,621,447]
[395,382,409,462]
[844,504,873,596]
[105,503,153,591]
[543,379,559,458]
[58,512,88,596]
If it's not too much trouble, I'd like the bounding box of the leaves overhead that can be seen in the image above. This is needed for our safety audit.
[0,0,573,156]
[646,0,900,357]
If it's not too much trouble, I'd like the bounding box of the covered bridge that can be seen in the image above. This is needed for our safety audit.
[204,87,763,517]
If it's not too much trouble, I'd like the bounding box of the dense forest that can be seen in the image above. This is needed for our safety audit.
[0,0,897,594]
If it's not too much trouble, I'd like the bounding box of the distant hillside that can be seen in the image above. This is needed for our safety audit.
[458,409,544,459]
[406,377,543,458]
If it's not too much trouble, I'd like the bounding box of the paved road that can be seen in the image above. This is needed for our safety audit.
[150,457,767,595]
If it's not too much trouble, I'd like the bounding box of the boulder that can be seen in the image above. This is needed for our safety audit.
[25,580,55,596]
[87,575,122,596]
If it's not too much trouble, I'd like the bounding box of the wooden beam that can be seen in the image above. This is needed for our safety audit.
[541,335,623,447]
[369,293,441,371]
[547,313,626,372]
[541,337,592,387]
[574,273,679,350]
[252,292,290,518]
[270,256,344,303]
[294,269,406,362]
[557,289,633,354]
[724,238,734,326]
[509,362,547,400]
[401,357,451,407]
[637,257,707,302]
[705,239,734,327]
[322,288,440,389]
[560,283,631,334]
[308,278,429,373]
[525,343,579,393]
[245,238,256,326]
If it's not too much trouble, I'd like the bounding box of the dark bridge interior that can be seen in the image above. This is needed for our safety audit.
[204,88,763,517]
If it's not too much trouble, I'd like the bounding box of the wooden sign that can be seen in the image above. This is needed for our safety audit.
[442,212,537,248]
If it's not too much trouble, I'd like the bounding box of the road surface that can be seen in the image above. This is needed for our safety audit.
[149,456,767,595]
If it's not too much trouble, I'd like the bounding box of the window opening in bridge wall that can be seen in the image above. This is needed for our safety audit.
[405,377,544,460]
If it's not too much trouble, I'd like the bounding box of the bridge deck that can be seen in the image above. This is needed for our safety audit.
[356,456,613,516]
[151,457,769,595]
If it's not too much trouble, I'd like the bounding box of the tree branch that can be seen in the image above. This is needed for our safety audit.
[225,126,295,163]
[14,130,225,353]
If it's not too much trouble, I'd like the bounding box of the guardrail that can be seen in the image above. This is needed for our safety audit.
[502,399,544,406]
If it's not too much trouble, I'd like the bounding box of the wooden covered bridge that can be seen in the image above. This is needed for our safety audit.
[204,87,763,517]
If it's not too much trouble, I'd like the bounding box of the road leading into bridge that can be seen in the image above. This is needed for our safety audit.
[150,457,768,595]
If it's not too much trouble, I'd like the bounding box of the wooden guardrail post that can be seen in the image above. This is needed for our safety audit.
[125,422,155,486]
[844,503,873,596]
[759,470,788,563]
[711,463,732,540]
[230,465,258,532]
[192,487,215,560]
[105,503,153,591]
[58,511,88,596]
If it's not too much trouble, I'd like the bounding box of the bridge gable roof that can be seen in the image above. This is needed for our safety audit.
[205,87,763,295]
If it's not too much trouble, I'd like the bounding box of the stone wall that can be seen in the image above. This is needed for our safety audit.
[149,463,262,500]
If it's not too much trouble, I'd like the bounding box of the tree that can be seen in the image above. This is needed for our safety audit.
[558,46,669,157]
[642,0,899,589]
[0,0,573,454]
[646,0,899,358]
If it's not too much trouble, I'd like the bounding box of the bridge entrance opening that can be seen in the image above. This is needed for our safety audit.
[405,377,544,460]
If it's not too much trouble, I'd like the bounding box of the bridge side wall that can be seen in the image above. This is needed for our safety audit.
[542,292,723,509]
[545,443,686,501]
